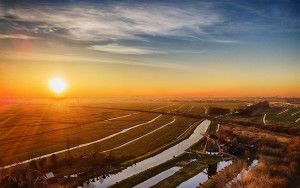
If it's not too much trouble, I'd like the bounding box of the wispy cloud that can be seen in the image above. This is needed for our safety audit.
[166,49,207,54]
[183,35,243,44]
[0,34,36,40]
[1,1,297,57]
[88,44,207,55]
[0,51,195,71]
[88,44,165,55]
[1,3,221,41]
[213,39,243,44]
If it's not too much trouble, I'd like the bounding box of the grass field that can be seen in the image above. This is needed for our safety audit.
[0,101,172,165]
[1,98,299,188]
[0,98,249,166]
[0,98,253,188]
[265,106,300,124]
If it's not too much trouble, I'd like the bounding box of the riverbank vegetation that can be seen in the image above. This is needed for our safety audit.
[1,99,299,187]
[212,123,299,188]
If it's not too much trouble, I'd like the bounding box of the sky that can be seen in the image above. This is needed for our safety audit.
[0,0,299,97]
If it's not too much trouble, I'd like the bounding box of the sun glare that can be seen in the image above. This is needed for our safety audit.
[48,77,67,94]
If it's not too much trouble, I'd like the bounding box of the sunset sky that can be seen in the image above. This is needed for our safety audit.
[0,0,299,97]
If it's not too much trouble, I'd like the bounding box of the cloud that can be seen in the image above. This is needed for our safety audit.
[1,1,298,44]
[212,39,243,44]
[0,34,36,39]
[0,3,221,41]
[182,35,243,44]
[166,49,207,54]
[88,44,207,55]
[0,51,195,71]
[88,44,165,55]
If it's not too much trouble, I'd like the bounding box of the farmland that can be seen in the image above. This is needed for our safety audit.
[0,98,249,165]
[0,98,299,188]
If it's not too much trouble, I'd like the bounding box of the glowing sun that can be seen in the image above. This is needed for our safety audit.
[48,77,67,94]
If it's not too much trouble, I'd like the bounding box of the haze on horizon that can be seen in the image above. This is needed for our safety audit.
[0,0,299,97]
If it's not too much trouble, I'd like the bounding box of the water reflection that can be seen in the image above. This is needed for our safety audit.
[177,160,232,188]
[81,120,210,188]
[133,166,182,188]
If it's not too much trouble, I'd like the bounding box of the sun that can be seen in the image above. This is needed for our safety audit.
[48,77,67,94]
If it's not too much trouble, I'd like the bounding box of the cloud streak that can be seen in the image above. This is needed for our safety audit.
[213,39,243,44]
[1,3,221,41]
[0,34,36,39]
[88,44,165,55]
[88,44,207,55]
[0,51,196,72]
[1,1,298,57]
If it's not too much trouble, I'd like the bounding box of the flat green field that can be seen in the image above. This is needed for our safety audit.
[0,98,248,167]
[8,98,299,188]
[0,98,251,188]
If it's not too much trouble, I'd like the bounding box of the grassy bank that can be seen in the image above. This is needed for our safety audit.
[111,119,216,188]
[153,156,220,188]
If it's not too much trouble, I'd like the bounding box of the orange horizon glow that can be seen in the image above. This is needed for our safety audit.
[0,1,299,99]
[1,50,299,98]
[0,85,299,98]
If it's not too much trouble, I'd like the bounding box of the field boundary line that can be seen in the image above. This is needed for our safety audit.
[102,116,176,153]
[176,121,199,140]
[277,109,288,115]
[0,114,162,170]
[124,119,204,166]
[103,112,139,122]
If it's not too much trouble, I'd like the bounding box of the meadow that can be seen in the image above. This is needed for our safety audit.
[7,98,295,188]
[0,98,249,167]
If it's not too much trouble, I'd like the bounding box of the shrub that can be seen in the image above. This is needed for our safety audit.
[50,154,57,168]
